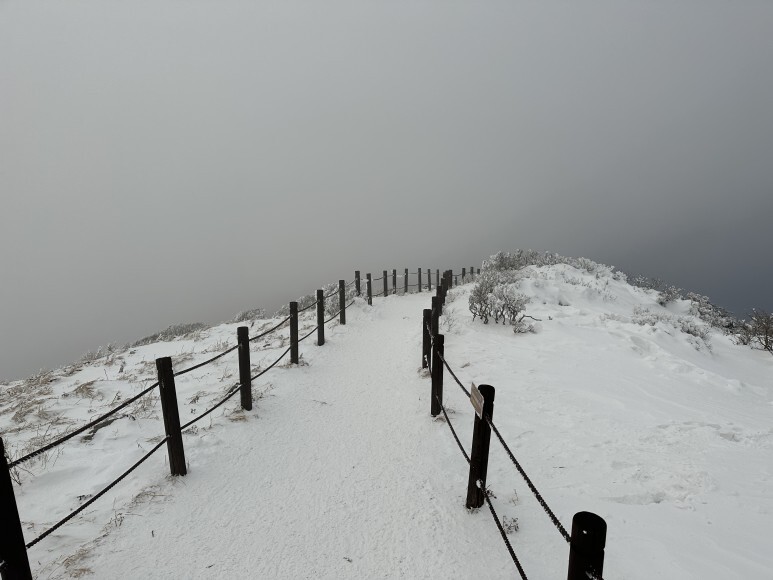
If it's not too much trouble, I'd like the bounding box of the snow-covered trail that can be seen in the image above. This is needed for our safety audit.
[80,294,515,579]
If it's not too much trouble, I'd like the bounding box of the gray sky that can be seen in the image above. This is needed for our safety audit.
[2,0,772,381]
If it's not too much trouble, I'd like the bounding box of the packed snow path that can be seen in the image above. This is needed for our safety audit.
[82,294,517,578]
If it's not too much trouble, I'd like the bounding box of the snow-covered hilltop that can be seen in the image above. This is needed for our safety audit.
[2,253,771,578]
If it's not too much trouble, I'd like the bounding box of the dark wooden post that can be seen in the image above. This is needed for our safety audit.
[427,267,432,291]
[477,268,480,275]
[366,274,372,306]
[338,280,346,325]
[567,512,607,580]
[0,438,32,580]
[418,268,422,292]
[156,357,187,476]
[430,334,444,416]
[471,265,475,280]
[431,296,440,340]
[465,384,495,509]
[392,269,397,294]
[237,326,252,411]
[290,301,299,363]
[355,270,361,296]
[383,270,388,298]
[404,268,408,294]
[436,269,440,288]
[316,289,325,346]
[422,309,431,369]
[462,267,466,282]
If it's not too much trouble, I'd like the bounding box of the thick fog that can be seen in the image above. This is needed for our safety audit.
[2,1,772,380]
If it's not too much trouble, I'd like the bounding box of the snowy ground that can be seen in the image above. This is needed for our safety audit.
[2,264,772,578]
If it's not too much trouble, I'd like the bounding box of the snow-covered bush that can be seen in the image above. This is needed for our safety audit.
[737,309,773,355]
[687,293,735,330]
[482,249,616,278]
[130,322,209,347]
[232,308,266,323]
[468,271,533,332]
[632,307,711,346]
[657,285,683,307]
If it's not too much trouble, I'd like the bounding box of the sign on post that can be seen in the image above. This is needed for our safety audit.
[470,383,484,418]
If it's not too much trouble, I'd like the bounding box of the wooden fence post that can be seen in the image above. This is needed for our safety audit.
[366,274,372,306]
[0,438,33,580]
[431,296,440,342]
[477,268,480,275]
[338,280,346,325]
[316,289,325,346]
[430,334,444,416]
[462,268,466,282]
[355,270,361,296]
[392,269,397,294]
[427,267,432,291]
[404,268,408,294]
[290,301,299,363]
[465,384,495,508]
[470,265,475,280]
[383,270,388,298]
[237,327,252,411]
[422,309,431,369]
[156,357,187,476]
[567,512,607,580]
[436,269,440,289]
[418,267,422,293]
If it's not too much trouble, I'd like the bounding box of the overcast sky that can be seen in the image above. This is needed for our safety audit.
[2,0,772,381]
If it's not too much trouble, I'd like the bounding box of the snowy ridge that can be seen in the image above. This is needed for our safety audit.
[1,262,772,579]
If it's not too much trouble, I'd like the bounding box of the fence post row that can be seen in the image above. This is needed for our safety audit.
[383,270,388,299]
[355,270,361,296]
[0,438,33,580]
[316,289,325,346]
[290,301,299,363]
[237,327,252,411]
[465,384,495,509]
[366,274,372,306]
[567,512,607,580]
[430,334,445,416]
[156,357,187,477]
[338,280,346,325]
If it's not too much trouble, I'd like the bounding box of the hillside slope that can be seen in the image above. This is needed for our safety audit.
[2,264,771,578]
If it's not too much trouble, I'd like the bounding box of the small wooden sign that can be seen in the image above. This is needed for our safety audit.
[470,382,484,418]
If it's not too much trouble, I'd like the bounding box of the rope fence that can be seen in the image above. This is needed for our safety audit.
[2,268,489,579]
[420,270,607,580]
[24,436,169,549]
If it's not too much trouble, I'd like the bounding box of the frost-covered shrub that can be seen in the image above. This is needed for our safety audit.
[687,293,735,330]
[482,249,616,278]
[468,271,533,331]
[632,307,711,347]
[657,285,683,307]
[131,322,209,347]
[232,308,266,323]
[737,309,773,355]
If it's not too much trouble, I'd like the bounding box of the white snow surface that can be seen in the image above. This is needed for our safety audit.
[2,264,772,579]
